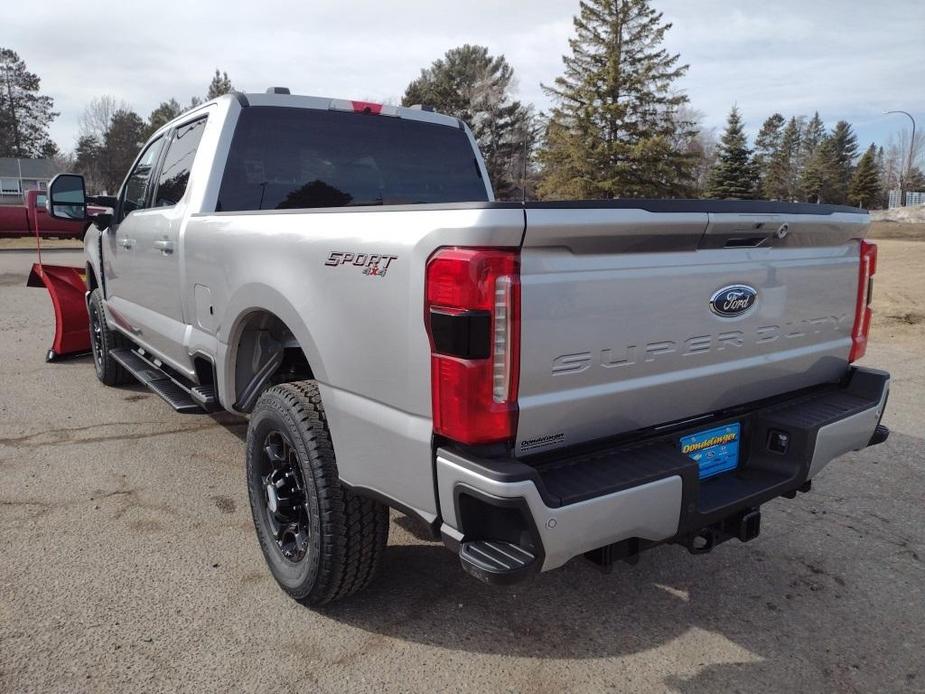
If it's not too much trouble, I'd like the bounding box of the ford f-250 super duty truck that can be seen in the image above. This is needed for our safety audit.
[46,89,890,604]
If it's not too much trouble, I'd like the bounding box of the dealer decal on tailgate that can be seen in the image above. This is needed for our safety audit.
[680,423,741,480]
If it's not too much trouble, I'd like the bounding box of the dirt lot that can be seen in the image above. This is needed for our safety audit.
[1,229,923,693]
[868,223,925,345]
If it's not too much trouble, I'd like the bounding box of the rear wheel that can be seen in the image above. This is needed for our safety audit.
[246,381,389,604]
[88,288,131,386]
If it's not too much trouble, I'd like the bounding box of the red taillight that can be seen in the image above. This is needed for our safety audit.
[849,240,877,363]
[425,248,520,445]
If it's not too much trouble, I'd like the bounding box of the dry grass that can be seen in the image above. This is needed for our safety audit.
[0,237,83,250]
[870,235,925,346]
[868,221,925,242]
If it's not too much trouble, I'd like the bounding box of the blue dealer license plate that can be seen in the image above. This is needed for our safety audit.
[680,423,741,480]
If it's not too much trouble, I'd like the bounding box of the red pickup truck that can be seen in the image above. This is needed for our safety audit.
[0,190,103,239]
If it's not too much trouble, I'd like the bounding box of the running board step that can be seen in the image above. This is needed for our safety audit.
[110,348,204,414]
[459,540,538,585]
[191,384,220,412]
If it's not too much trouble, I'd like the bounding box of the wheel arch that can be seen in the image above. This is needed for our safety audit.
[83,225,103,294]
[85,262,99,292]
[221,285,324,413]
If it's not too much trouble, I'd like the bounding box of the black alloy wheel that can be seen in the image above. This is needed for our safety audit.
[258,430,312,562]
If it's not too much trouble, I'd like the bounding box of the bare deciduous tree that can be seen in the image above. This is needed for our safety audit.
[78,95,129,142]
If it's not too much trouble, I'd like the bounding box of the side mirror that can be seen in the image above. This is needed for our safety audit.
[46,174,88,221]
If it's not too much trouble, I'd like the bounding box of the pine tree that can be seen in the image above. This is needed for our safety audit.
[828,120,858,204]
[705,106,757,199]
[795,111,826,198]
[801,112,826,160]
[403,45,535,200]
[75,134,104,193]
[907,167,925,192]
[780,116,804,200]
[762,116,802,201]
[753,113,785,199]
[206,70,234,99]
[875,145,888,207]
[0,48,59,157]
[848,144,881,209]
[101,109,146,193]
[753,115,784,172]
[146,98,183,137]
[536,0,696,199]
[801,136,837,203]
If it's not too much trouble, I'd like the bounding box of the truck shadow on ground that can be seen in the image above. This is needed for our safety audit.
[317,539,887,691]
[317,434,922,691]
[323,538,790,659]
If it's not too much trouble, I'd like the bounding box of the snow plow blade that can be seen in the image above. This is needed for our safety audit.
[26,263,91,362]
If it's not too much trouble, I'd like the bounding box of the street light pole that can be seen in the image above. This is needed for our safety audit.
[885,110,917,206]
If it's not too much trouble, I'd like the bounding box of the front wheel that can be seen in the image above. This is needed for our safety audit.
[246,381,389,604]
[87,288,131,386]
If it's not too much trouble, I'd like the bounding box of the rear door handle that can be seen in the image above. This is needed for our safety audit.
[118,238,134,249]
[154,239,174,254]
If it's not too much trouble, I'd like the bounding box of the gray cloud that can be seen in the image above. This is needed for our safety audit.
[6,0,922,153]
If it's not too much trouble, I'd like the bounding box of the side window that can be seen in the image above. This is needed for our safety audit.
[121,138,165,215]
[153,117,207,207]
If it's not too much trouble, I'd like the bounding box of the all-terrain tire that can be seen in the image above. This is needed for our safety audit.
[87,288,131,386]
[246,381,389,604]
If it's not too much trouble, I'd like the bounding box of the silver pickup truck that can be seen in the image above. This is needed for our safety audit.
[47,89,890,604]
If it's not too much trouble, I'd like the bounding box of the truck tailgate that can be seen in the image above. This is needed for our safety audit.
[515,205,869,456]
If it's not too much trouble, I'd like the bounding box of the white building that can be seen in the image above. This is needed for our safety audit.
[0,158,58,205]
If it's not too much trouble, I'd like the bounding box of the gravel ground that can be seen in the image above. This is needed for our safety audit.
[1,247,923,693]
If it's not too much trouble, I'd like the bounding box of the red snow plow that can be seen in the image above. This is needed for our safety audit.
[26,174,100,362]
[27,262,91,361]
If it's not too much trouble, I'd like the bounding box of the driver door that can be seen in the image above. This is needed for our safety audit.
[104,135,188,370]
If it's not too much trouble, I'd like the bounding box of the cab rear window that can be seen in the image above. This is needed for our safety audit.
[216,106,488,211]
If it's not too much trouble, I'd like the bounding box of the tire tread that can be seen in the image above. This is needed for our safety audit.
[248,381,389,604]
[89,289,132,386]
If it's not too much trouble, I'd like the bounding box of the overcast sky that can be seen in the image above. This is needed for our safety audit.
[8,0,924,155]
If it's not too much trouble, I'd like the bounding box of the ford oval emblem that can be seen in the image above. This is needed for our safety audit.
[710,284,757,317]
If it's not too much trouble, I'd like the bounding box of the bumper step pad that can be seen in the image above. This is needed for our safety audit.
[459,540,537,585]
[110,349,204,414]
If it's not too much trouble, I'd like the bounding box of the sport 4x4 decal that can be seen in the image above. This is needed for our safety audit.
[324,251,398,278]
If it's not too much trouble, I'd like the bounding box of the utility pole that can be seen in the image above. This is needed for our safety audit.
[2,61,23,158]
[885,110,917,206]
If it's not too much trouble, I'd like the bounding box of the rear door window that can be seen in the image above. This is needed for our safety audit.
[153,117,208,207]
[217,107,488,211]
